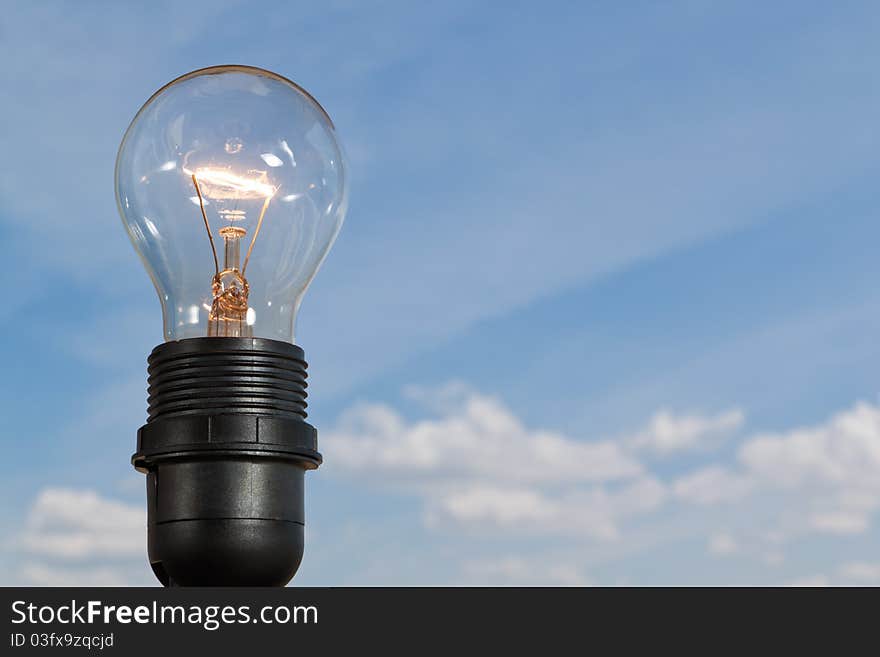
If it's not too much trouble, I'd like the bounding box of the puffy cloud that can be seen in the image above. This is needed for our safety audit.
[317,386,880,583]
[679,401,880,562]
[628,409,744,455]
[326,390,745,540]
[327,392,643,486]
[8,488,151,586]
[20,488,145,560]
[738,402,880,489]
[731,402,880,538]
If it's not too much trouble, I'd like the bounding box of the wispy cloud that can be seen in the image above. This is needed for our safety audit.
[627,409,744,454]
[8,3,875,398]
[461,555,590,586]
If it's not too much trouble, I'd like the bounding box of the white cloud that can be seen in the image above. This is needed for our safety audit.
[327,392,643,486]
[429,486,551,527]
[20,488,145,560]
[326,388,880,582]
[674,401,880,556]
[673,466,754,505]
[628,409,744,454]
[426,478,667,540]
[16,392,880,586]
[6,488,152,586]
[728,401,880,540]
[738,402,880,490]
[326,389,752,541]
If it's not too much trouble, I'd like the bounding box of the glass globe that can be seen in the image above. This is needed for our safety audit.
[115,65,348,342]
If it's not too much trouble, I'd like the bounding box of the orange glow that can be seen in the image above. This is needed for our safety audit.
[190,167,276,200]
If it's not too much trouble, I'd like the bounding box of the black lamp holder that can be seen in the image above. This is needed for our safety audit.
[132,337,321,586]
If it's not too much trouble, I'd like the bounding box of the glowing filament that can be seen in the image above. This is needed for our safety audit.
[190,170,277,338]
[191,167,276,199]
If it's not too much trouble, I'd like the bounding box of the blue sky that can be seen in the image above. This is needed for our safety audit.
[3,0,880,585]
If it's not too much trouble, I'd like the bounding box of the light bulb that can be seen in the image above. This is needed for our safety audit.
[115,66,348,587]
[115,65,348,343]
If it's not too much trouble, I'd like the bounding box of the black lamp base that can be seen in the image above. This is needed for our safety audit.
[132,337,321,587]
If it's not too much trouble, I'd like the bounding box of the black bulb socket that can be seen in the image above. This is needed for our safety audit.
[132,337,321,586]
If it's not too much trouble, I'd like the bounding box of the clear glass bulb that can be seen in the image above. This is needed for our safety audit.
[115,65,348,342]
